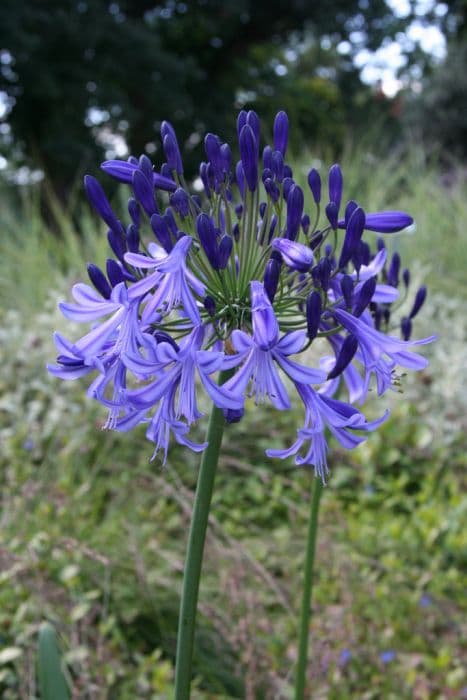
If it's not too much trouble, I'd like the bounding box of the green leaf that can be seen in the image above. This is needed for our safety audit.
[37,623,71,700]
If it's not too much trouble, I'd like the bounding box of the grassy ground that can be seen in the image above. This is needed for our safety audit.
[0,149,466,698]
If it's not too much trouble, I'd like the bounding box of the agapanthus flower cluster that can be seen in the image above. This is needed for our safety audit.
[48,110,434,480]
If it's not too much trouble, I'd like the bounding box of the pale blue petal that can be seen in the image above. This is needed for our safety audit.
[275,330,306,356]
[59,301,118,322]
[274,353,326,384]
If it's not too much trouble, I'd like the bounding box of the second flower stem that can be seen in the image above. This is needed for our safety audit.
[294,476,324,700]
[174,369,232,700]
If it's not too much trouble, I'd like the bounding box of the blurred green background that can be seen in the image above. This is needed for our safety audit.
[0,1,466,698]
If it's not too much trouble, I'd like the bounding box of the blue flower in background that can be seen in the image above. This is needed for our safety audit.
[380,650,396,664]
[48,109,434,478]
[339,648,352,666]
[419,594,432,608]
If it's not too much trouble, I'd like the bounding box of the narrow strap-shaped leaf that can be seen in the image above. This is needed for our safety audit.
[37,623,71,700]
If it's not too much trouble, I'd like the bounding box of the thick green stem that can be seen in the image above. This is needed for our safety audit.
[174,370,232,700]
[294,477,324,700]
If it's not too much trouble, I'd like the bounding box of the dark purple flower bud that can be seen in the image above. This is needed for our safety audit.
[264,178,279,203]
[263,145,273,170]
[268,215,278,243]
[271,150,285,182]
[341,275,354,307]
[259,202,267,218]
[204,295,216,316]
[338,206,365,269]
[403,268,410,287]
[128,198,140,227]
[327,334,358,380]
[163,133,183,175]
[158,163,170,181]
[197,213,219,269]
[344,200,358,226]
[239,125,258,192]
[282,177,294,200]
[314,256,332,290]
[236,110,247,139]
[353,277,376,317]
[132,170,158,217]
[84,175,120,231]
[87,263,111,299]
[272,238,313,271]
[246,110,260,149]
[286,185,304,241]
[151,332,178,352]
[360,241,371,266]
[264,258,281,302]
[273,110,289,156]
[269,251,282,270]
[310,231,324,251]
[126,223,140,253]
[128,155,138,165]
[199,162,212,199]
[401,316,412,340]
[160,121,177,143]
[377,237,385,251]
[138,154,153,181]
[218,235,233,269]
[232,222,240,241]
[306,291,322,340]
[161,120,183,174]
[262,168,273,183]
[107,229,127,261]
[164,207,178,235]
[364,211,413,233]
[307,168,321,204]
[150,214,173,251]
[235,204,243,218]
[223,407,245,424]
[409,286,427,319]
[170,187,190,218]
[204,133,223,179]
[301,214,310,235]
[236,161,245,198]
[101,160,176,191]
[325,201,339,230]
[220,143,232,172]
[106,258,125,286]
[328,164,343,210]
[284,164,293,179]
[387,252,401,287]
[351,247,363,273]
[123,266,137,283]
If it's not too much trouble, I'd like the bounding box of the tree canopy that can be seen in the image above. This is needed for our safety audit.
[0,1,463,193]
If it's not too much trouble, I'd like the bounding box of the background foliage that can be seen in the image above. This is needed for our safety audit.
[1,0,466,194]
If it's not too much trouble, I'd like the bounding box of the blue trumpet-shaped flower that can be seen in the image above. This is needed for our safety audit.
[124,327,242,423]
[224,282,326,410]
[126,236,205,325]
[267,384,388,480]
[333,308,435,397]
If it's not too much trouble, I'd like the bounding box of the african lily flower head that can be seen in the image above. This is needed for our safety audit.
[48,109,434,480]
